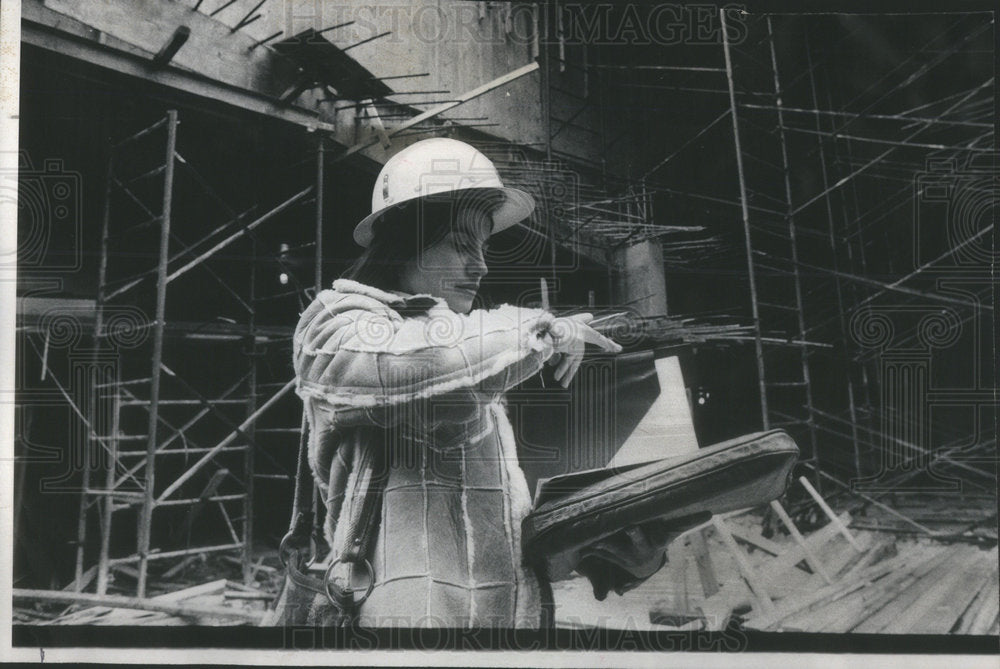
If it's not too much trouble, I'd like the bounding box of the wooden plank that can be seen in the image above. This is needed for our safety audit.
[13,588,262,623]
[746,545,937,631]
[50,578,229,623]
[825,531,876,579]
[700,512,851,627]
[698,578,753,632]
[888,546,985,633]
[783,581,879,633]
[803,544,960,634]
[839,535,896,583]
[757,512,852,592]
[832,546,953,633]
[153,579,227,603]
[764,565,818,599]
[224,590,274,601]
[698,510,859,628]
[794,532,877,598]
[798,476,862,549]
[770,500,833,584]
[961,572,1000,635]
[969,588,1000,635]
[671,539,691,610]
[851,544,972,633]
[648,539,700,627]
[689,528,720,597]
[746,563,885,631]
[908,554,995,634]
[728,527,785,558]
[710,517,776,617]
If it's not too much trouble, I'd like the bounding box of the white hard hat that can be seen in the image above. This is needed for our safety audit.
[353,137,535,247]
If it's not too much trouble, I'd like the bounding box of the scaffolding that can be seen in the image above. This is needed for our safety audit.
[16,6,997,606]
[719,12,822,490]
[714,11,995,507]
[63,110,323,597]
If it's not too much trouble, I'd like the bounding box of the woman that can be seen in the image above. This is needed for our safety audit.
[291,138,677,628]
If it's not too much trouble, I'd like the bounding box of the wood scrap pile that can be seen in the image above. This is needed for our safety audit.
[639,474,1000,635]
[646,499,998,635]
[743,542,999,633]
[11,547,287,626]
[13,578,279,626]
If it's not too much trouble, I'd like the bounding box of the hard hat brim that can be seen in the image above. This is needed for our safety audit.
[352,186,535,248]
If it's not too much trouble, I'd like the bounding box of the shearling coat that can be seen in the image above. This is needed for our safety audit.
[292,279,557,627]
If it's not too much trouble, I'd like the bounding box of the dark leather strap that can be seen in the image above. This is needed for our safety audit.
[338,438,386,564]
[290,412,314,534]
[280,407,385,622]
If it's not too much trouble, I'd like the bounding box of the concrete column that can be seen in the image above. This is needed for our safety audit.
[612,239,668,317]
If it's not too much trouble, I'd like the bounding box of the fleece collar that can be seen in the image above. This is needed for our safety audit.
[331,278,443,314]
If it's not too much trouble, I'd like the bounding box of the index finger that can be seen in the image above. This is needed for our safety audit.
[579,325,623,353]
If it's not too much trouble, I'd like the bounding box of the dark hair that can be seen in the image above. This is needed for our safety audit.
[341,190,502,292]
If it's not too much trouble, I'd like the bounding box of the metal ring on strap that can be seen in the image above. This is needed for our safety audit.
[324,557,375,609]
[278,532,318,569]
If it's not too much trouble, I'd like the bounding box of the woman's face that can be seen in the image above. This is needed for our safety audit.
[399,200,493,314]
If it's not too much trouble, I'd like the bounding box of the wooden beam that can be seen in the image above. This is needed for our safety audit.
[728,527,784,557]
[152,26,191,69]
[710,517,776,617]
[689,528,720,598]
[12,588,261,623]
[756,512,853,593]
[852,545,975,633]
[769,500,833,585]
[747,547,929,632]
[798,476,863,549]
[907,556,995,634]
[965,576,1000,634]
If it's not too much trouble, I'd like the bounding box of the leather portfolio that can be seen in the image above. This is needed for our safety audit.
[522,430,800,581]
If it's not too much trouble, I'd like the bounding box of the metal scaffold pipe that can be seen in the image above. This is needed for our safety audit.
[721,7,769,429]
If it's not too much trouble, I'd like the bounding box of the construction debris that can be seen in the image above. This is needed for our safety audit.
[13,580,263,625]
[551,476,998,635]
[12,551,284,626]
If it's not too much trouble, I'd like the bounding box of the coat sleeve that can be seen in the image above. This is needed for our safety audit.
[293,296,556,432]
